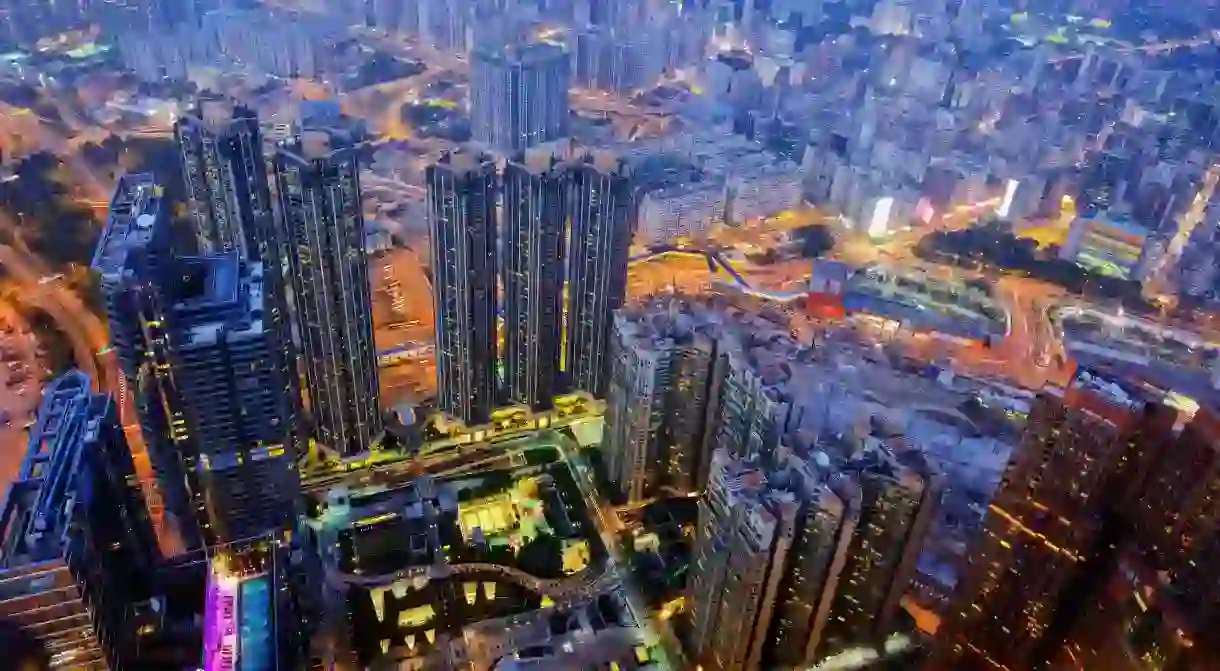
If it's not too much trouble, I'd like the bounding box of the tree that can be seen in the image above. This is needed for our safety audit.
[794,223,834,258]
[516,533,565,579]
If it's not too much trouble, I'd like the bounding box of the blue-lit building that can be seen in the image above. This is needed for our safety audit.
[176,98,303,489]
[91,173,201,547]
[93,173,298,548]
[0,371,159,670]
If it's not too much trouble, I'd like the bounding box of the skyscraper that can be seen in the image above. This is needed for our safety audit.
[716,347,793,462]
[764,479,859,669]
[176,98,275,258]
[820,449,941,653]
[603,302,726,502]
[166,253,300,543]
[92,174,201,548]
[565,153,634,397]
[0,371,159,670]
[426,150,499,426]
[177,99,301,460]
[501,153,567,410]
[929,372,1168,670]
[470,42,571,152]
[666,328,726,493]
[274,127,382,456]
[1042,404,1220,670]
[1098,407,1220,668]
[94,174,299,548]
[685,448,859,671]
[604,311,672,502]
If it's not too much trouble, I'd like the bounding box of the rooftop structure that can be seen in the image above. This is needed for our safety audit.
[91,173,169,283]
[167,254,299,543]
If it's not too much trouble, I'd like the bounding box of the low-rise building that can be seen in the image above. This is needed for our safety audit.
[1060,210,1154,280]
[637,182,726,243]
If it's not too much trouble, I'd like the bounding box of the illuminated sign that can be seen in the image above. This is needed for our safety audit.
[203,568,239,671]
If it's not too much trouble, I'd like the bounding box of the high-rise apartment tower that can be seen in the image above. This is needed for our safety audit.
[502,152,567,410]
[425,150,499,426]
[94,175,300,547]
[273,127,382,456]
[565,153,634,397]
[0,371,159,669]
[176,99,275,258]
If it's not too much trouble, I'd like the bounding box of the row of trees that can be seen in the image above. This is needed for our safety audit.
[916,220,1156,313]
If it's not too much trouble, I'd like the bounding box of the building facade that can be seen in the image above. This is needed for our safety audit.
[425,151,499,426]
[685,448,862,671]
[176,97,302,475]
[94,174,300,547]
[502,153,567,410]
[470,43,571,152]
[274,128,382,456]
[92,174,205,548]
[565,154,634,397]
[0,371,159,670]
[821,450,941,653]
[603,304,727,502]
[167,253,300,543]
[928,372,1164,670]
[604,312,672,502]
[176,99,275,259]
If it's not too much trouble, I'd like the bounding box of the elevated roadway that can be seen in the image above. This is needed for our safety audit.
[301,396,603,493]
[323,559,615,602]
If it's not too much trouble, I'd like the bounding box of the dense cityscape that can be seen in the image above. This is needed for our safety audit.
[0,0,1220,670]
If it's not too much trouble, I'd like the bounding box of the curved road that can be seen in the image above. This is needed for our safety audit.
[0,241,110,394]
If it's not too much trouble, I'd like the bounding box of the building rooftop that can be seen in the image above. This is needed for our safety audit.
[278,126,361,165]
[434,148,495,174]
[0,371,101,567]
[90,173,166,279]
[172,256,267,348]
[473,42,568,66]
[1069,366,1163,410]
